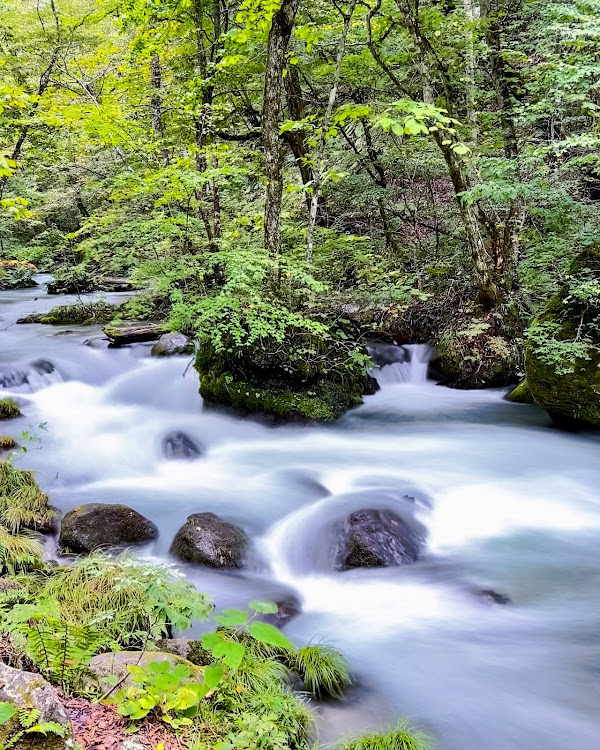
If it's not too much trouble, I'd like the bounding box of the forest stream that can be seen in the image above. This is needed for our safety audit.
[2,277,600,750]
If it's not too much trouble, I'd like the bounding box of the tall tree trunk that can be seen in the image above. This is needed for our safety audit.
[463,0,479,142]
[262,0,302,255]
[306,0,357,263]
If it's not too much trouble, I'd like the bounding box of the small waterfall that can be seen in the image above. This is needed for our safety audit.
[0,359,63,393]
[372,343,434,386]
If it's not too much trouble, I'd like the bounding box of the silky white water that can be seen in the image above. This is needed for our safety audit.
[2,280,600,750]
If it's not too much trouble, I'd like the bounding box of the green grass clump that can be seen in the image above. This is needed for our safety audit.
[0,436,16,451]
[0,460,54,534]
[288,643,352,697]
[0,399,20,420]
[339,723,432,750]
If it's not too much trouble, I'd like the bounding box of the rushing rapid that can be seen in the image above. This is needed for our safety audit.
[2,279,600,750]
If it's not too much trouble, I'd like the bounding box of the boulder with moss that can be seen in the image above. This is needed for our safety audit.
[525,247,600,428]
[195,333,377,423]
[506,378,534,404]
[59,503,158,553]
[0,663,72,750]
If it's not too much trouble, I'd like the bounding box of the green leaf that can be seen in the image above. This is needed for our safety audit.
[203,662,224,689]
[248,600,278,614]
[214,608,248,627]
[0,703,16,725]
[247,622,294,651]
[213,640,245,671]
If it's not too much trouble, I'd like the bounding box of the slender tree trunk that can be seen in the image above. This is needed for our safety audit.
[262,0,302,255]
[306,0,356,263]
[463,0,479,142]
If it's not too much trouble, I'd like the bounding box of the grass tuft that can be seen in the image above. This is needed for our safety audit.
[338,723,432,750]
[0,399,20,420]
[288,643,352,697]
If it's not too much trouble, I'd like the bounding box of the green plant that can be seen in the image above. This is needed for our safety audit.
[338,723,432,750]
[0,703,67,750]
[0,401,20,421]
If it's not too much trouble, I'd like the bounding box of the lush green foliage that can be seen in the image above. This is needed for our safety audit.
[0,402,20,421]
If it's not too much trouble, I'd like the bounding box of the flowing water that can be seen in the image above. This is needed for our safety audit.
[2,279,600,750]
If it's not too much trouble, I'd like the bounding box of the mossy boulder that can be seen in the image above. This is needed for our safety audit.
[170,512,248,568]
[0,398,20,420]
[506,378,534,404]
[59,503,158,553]
[0,663,72,750]
[195,337,377,422]
[525,247,600,428]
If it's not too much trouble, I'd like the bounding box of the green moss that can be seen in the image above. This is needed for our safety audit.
[199,370,367,421]
[525,246,600,428]
[0,399,20,420]
[339,723,432,750]
[18,301,118,325]
[506,378,534,404]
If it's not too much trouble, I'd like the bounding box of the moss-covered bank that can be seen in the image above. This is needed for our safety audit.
[525,247,600,428]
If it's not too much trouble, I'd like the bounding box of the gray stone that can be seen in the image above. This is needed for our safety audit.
[59,503,158,554]
[151,333,194,357]
[0,663,72,749]
[170,512,248,568]
[88,651,202,694]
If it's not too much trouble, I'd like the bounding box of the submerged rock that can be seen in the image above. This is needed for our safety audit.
[0,359,59,393]
[170,512,248,568]
[0,663,72,749]
[151,333,194,356]
[476,588,512,605]
[162,431,203,460]
[59,503,158,553]
[261,594,302,628]
[334,508,426,571]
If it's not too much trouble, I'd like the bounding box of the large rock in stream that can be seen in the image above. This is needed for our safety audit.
[525,246,600,428]
[59,503,158,553]
[170,512,248,568]
[334,508,426,571]
[0,663,72,749]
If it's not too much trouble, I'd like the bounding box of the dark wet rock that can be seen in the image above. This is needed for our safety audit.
[151,333,194,356]
[170,512,248,568]
[0,359,58,392]
[59,503,158,554]
[334,508,426,571]
[162,431,203,460]
[368,343,407,367]
[261,594,302,628]
[0,663,72,749]
[476,588,512,605]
